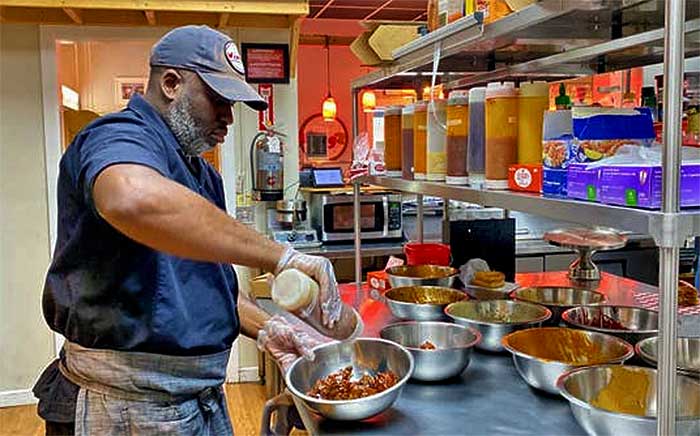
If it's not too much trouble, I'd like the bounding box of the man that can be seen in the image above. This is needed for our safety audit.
[34,25,340,435]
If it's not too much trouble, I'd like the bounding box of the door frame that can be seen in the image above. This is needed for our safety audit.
[39,25,241,380]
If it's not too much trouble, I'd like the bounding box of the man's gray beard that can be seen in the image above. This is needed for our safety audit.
[165,96,215,156]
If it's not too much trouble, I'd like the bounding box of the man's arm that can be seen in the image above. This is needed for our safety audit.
[93,163,285,271]
[237,292,269,340]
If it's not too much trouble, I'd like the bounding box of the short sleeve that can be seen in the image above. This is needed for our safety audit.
[76,123,169,215]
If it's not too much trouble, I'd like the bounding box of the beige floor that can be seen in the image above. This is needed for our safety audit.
[0,383,292,436]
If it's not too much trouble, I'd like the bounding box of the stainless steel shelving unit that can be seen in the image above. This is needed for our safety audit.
[350,0,696,434]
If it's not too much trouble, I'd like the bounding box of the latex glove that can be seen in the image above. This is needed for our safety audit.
[257,315,328,373]
[275,247,341,328]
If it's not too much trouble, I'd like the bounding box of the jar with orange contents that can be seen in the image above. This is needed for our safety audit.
[413,101,428,180]
[485,82,518,189]
[383,106,403,177]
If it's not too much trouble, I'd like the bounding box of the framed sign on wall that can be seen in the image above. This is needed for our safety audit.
[241,43,290,84]
[114,77,146,107]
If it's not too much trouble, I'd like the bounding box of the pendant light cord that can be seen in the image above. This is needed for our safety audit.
[325,36,331,98]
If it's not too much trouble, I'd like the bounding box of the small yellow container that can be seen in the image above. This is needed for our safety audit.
[517,82,550,164]
[413,101,428,180]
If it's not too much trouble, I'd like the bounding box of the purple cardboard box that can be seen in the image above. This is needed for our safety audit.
[599,164,700,209]
[567,164,600,201]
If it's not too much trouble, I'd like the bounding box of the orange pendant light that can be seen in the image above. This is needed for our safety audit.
[362,90,377,112]
[322,37,336,122]
[322,96,337,121]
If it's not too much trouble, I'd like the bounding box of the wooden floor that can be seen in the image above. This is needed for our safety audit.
[0,383,279,436]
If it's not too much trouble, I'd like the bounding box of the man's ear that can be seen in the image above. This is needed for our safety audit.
[160,69,183,102]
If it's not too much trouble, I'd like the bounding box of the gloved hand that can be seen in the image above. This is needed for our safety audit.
[275,247,341,328]
[257,314,330,373]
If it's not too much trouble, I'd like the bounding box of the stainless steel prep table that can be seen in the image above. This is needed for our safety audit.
[272,272,698,435]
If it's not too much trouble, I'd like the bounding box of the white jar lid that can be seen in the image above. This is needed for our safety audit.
[468,86,486,102]
[486,82,518,99]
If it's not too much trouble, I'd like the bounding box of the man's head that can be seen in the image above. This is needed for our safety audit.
[145,25,267,156]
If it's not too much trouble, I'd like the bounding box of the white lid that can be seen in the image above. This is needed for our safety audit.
[402,104,416,114]
[448,90,470,105]
[519,81,550,98]
[414,100,428,111]
[272,269,318,312]
[485,82,518,99]
[468,86,486,102]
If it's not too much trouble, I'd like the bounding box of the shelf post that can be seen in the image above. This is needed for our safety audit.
[657,0,685,434]
[353,180,362,297]
[417,194,424,242]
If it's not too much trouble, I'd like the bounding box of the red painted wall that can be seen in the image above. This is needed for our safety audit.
[297,44,372,167]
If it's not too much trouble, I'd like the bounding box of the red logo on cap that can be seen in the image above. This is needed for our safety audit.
[224,41,245,75]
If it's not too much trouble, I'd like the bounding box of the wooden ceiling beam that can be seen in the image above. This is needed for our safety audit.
[299,35,356,46]
[311,0,333,19]
[62,7,81,24]
[289,15,303,79]
[0,1,309,15]
[144,9,155,25]
[362,0,393,21]
[218,12,229,28]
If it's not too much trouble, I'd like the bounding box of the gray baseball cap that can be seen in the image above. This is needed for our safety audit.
[150,25,267,111]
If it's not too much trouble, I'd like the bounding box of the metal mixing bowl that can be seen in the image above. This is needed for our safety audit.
[635,336,700,376]
[445,300,552,352]
[562,305,658,345]
[386,265,458,288]
[285,338,414,421]
[384,286,467,321]
[502,327,634,395]
[510,286,606,325]
[558,365,700,436]
[380,321,481,381]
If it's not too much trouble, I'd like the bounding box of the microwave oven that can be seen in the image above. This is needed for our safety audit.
[309,193,403,243]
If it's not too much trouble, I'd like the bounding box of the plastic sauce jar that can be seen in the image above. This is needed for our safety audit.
[401,104,415,180]
[517,81,550,164]
[446,91,470,185]
[413,101,428,180]
[427,100,447,182]
[468,87,486,187]
[272,269,359,340]
[383,106,403,177]
[485,82,518,190]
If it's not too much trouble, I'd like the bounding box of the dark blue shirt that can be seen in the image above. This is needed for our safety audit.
[43,94,239,356]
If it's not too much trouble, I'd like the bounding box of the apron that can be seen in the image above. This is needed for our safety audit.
[60,341,233,436]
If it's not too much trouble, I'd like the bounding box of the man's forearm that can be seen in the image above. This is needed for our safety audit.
[93,164,285,271]
[237,293,270,339]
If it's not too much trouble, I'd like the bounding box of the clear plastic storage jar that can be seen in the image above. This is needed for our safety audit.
[413,101,428,180]
[446,90,470,185]
[427,100,447,182]
[485,82,518,189]
[383,106,403,177]
[517,81,550,164]
[401,104,415,180]
[468,87,487,187]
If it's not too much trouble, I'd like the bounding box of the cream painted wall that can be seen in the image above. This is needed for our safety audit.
[0,24,56,392]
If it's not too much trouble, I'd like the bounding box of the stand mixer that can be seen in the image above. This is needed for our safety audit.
[270,199,321,248]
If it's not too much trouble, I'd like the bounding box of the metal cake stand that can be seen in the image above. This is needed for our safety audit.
[544,227,628,281]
